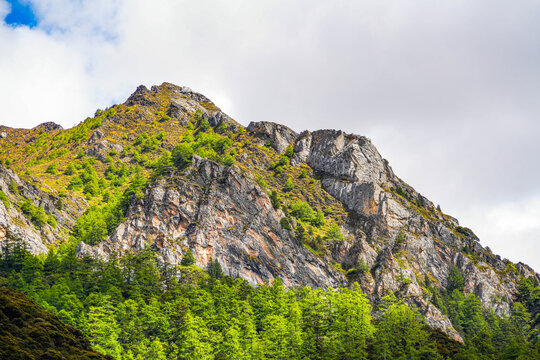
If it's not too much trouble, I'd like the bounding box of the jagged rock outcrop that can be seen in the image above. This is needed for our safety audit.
[78,156,345,288]
[85,129,124,161]
[0,166,85,254]
[516,262,540,283]
[247,121,299,153]
[293,129,439,232]
[125,85,156,107]
[288,128,520,322]
[32,122,63,133]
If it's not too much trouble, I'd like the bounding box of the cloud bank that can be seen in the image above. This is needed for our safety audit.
[1,0,539,269]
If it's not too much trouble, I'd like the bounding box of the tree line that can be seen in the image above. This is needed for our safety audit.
[0,239,538,359]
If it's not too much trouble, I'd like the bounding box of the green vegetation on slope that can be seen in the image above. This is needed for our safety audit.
[0,285,111,360]
[426,266,540,359]
[1,238,539,359]
[0,239,439,359]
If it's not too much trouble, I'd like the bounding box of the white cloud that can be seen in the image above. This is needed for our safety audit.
[0,1,9,18]
[464,196,540,269]
[0,24,95,127]
[30,0,122,39]
[0,0,538,270]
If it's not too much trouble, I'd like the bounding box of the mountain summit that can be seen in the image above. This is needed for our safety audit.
[0,82,538,343]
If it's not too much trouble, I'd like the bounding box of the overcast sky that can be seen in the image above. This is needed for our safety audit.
[1,0,539,270]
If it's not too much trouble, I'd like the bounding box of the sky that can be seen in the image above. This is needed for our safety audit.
[0,0,539,270]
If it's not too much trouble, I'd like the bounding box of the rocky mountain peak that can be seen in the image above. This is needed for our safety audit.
[32,121,63,132]
[0,82,537,344]
[125,84,153,106]
[152,82,214,104]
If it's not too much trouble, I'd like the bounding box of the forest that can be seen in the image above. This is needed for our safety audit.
[1,237,538,360]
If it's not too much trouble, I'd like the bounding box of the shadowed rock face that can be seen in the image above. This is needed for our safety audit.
[32,122,63,132]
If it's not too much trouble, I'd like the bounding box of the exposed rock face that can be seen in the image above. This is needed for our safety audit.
[247,121,299,153]
[289,128,521,323]
[304,130,390,184]
[516,262,540,283]
[78,156,345,288]
[126,85,156,107]
[32,122,63,133]
[85,130,124,161]
[294,130,439,232]
[0,166,84,254]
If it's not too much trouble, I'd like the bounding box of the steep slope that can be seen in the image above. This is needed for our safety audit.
[0,286,111,360]
[0,165,86,254]
[0,82,538,342]
[77,155,345,288]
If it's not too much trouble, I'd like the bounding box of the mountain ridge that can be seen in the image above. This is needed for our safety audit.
[0,82,538,344]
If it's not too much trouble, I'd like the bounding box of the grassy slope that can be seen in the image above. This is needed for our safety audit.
[0,286,111,360]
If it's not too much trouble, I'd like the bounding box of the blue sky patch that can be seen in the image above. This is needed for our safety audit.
[4,0,37,28]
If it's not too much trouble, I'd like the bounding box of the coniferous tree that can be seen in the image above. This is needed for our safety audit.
[84,295,122,358]
[447,265,465,292]
[373,294,440,360]
[207,258,224,279]
[181,249,196,266]
[176,311,214,360]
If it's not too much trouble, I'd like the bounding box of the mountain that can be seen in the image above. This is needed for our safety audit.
[0,286,111,359]
[0,82,538,345]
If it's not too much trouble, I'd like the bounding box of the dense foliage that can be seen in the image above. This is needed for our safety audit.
[1,239,538,359]
[0,286,112,360]
[427,266,540,359]
[0,239,430,359]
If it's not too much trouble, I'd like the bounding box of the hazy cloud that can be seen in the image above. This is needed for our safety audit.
[1,0,538,269]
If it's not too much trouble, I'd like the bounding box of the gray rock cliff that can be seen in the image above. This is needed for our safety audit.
[78,156,345,289]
